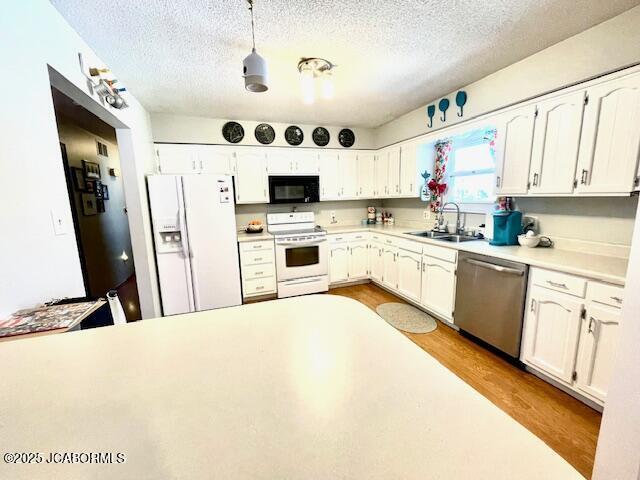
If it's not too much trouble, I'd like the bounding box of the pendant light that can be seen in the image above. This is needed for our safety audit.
[242,0,268,92]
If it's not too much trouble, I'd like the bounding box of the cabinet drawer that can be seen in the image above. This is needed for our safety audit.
[531,268,586,298]
[587,282,624,308]
[329,232,368,243]
[243,276,276,297]
[240,248,275,266]
[396,238,422,254]
[422,244,457,263]
[239,240,274,253]
[242,263,275,280]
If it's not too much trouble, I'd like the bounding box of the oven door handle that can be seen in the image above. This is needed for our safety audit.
[277,239,327,247]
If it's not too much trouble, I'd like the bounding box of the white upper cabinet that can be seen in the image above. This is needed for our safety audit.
[156,144,200,173]
[340,151,359,199]
[199,145,234,175]
[529,91,585,195]
[399,141,420,197]
[319,151,340,200]
[575,303,621,403]
[357,152,376,198]
[233,148,268,204]
[396,249,422,303]
[495,104,536,195]
[267,148,319,175]
[387,146,401,197]
[575,71,640,194]
[522,285,583,384]
[374,150,389,197]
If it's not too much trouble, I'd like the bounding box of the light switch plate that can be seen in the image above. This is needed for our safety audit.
[50,209,68,236]
[423,210,431,220]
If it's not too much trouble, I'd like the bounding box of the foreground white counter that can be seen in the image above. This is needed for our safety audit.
[0,296,582,479]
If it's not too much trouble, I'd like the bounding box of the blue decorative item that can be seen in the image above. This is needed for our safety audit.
[420,171,431,202]
[426,105,436,128]
[456,90,467,117]
[438,98,450,122]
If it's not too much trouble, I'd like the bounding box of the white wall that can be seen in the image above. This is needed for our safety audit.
[235,200,379,232]
[374,5,640,147]
[0,1,160,318]
[592,200,640,479]
[151,113,376,149]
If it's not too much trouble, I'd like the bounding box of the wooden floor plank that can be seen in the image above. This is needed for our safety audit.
[328,283,601,479]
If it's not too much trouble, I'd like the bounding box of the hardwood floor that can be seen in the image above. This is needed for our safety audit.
[329,283,601,479]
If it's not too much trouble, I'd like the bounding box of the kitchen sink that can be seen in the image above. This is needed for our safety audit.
[406,231,450,238]
[435,234,481,243]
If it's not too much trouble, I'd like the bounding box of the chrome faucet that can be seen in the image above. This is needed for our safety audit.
[439,202,463,234]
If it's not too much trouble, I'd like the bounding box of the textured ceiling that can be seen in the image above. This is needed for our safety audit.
[51,0,638,128]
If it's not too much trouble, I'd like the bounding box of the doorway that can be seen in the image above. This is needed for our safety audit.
[52,88,141,321]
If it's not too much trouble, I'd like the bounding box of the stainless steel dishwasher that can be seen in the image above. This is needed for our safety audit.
[454,252,528,359]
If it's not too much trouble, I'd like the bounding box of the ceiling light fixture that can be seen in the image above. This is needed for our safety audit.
[297,58,336,104]
[242,0,268,92]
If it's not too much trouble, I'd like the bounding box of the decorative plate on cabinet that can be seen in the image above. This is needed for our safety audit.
[222,121,244,144]
[284,125,304,146]
[312,127,330,147]
[338,128,355,148]
[255,123,275,145]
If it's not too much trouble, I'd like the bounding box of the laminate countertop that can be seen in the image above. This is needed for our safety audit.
[324,224,628,285]
[0,296,583,479]
[236,230,274,242]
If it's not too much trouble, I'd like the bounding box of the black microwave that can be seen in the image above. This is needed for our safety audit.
[268,176,320,204]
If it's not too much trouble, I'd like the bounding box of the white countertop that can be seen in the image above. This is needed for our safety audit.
[0,296,582,479]
[324,224,628,285]
[236,229,274,242]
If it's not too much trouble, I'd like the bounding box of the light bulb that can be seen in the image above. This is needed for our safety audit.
[321,70,334,100]
[120,251,129,262]
[300,66,315,105]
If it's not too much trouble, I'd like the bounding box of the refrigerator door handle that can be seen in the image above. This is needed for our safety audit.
[178,181,196,312]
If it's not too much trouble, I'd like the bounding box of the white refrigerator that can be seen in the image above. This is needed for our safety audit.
[148,174,242,316]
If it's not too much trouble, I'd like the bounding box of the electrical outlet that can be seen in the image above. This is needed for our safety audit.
[423,210,430,220]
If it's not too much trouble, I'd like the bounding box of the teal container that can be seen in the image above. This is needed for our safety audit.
[490,211,523,246]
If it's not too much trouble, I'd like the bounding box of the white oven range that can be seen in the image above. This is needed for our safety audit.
[267,212,328,298]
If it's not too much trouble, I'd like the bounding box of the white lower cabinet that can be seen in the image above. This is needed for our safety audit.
[522,285,583,384]
[397,249,422,303]
[521,267,624,405]
[420,255,456,322]
[329,243,349,283]
[382,246,398,290]
[574,303,621,403]
[348,240,369,280]
[239,240,277,298]
[369,241,384,283]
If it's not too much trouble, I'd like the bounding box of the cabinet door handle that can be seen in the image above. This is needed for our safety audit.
[588,316,595,334]
[580,169,588,185]
[530,299,536,313]
[546,280,568,289]
[610,296,623,304]
[532,173,539,186]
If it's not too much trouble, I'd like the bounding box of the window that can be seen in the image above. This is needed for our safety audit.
[446,128,496,204]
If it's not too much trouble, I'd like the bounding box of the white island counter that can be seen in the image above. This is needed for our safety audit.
[0,296,582,479]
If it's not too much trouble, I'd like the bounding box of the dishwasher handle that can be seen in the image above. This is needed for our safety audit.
[464,258,524,276]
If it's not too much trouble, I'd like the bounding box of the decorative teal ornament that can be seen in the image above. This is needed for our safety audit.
[439,98,450,122]
[426,105,436,128]
[420,171,431,202]
[456,91,467,117]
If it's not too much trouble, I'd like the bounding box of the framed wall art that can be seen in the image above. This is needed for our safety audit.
[81,193,97,216]
[82,160,101,179]
[70,167,87,192]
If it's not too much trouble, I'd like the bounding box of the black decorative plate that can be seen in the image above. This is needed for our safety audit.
[284,125,304,146]
[312,127,330,147]
[255,123,275,145]
[338,128,355,148]
[222,121,244,144]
